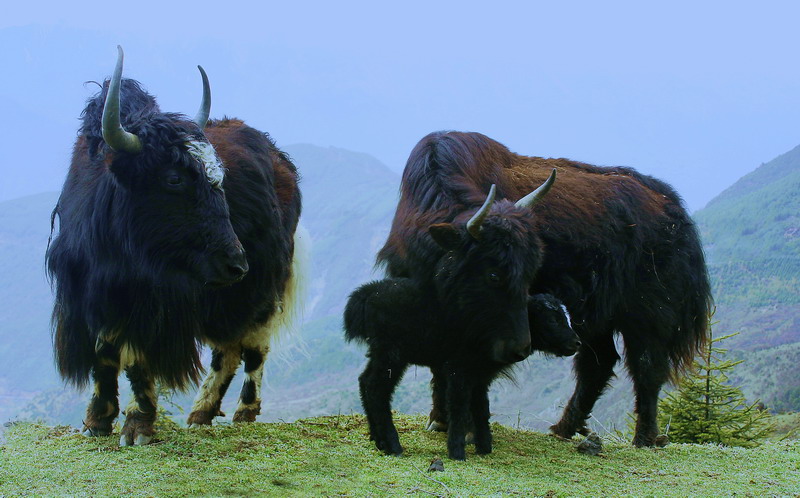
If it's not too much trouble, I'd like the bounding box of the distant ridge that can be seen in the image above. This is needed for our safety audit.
[703,144,800,211]
[695,143,800,265]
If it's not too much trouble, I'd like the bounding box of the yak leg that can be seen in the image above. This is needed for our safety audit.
[187,346,241,426]
[470,381,493,455]
[233,341,270,423]
[623,333,671,447]
[83,340,120,437]
[427,365,449,432]
[551,331,619,439]
[359,356,407,456]
[232,314,284,422]
[445,366,473,460]
[119,363,157,446]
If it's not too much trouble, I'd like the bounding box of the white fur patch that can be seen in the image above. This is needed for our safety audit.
[560,304,573,329]
[186,140,225,188]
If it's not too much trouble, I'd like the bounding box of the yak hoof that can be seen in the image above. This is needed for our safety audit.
[186,410,215,426]
[465,432,475,445]
[632,434,657,448]
[232,407,259,423]
[426,420,448,432]
[375,438,403,456]
[119,433,153,447]
[82,427,110,437]
[549,422,579,440]
[448,448,466,461]
[134,434,153,446]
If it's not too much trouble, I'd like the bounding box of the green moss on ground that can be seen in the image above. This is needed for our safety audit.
[1,415,798,496]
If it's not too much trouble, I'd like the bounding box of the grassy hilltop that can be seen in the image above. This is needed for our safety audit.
[2,415,798,496]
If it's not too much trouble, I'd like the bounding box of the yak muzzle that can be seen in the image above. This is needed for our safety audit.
[491,338,532,365]
[557,337,582,357]
[206,242,249,287]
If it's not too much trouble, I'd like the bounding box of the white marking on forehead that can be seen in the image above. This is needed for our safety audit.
[560,304,573,329]
[186,140,224,189]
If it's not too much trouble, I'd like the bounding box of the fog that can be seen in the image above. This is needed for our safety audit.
[3,1,800,210]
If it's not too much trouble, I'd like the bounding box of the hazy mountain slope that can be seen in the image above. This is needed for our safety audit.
[283,144,400,319]
[0,192,60,421]
[694,145,800,411]
[697,144,800,265]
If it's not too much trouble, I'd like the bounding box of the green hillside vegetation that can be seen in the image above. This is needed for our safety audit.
[692,143,800,413]
[709,258,800,307]
[2,415,798,496]
[697,144,800,265]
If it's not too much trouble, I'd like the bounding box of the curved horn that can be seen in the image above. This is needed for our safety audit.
[466,184,497,240]
[515,168,556,209]
[101,46,142,154]
[194,65,211,129]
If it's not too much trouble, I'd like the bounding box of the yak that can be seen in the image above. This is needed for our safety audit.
[46,47,303,446]
[345,275,580,460]
[377,131,712,447]
[345,176,561,460]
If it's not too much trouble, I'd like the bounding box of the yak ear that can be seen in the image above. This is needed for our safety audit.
[429,223,462,250]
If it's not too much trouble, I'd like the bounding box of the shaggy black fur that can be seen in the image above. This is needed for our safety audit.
[377,131,713,447]
[345,273,579,460]
[47,70,300,440]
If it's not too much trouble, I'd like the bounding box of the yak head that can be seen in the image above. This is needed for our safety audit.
[84,46,246,288]
[528,294,581,357]
[427,171,556,365]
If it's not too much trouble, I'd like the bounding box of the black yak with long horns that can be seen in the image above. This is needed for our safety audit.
[377,131,712,447]
[46,47,304,445]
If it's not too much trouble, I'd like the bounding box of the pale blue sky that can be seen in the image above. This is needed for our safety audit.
[3,0,799,210]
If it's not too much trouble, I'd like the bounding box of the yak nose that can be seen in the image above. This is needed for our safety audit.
[560,337,582,357]
[225,244,248,280]
[495,339,532,364]
[510,342,532,362]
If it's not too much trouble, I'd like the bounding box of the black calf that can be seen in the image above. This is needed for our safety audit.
[427,292,581,432]
[345,278,579,460]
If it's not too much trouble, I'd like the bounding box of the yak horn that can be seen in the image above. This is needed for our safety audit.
[515,169,556,209]
[466,184,497,240]
[101,46,142,154]
[194,65,211,129]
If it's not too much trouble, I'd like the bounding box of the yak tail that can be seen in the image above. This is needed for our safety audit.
[667,226,715,383]
[343,283,374,345]
[271,223,310,344]
[52,302,95,389]
[671,291,714,383]
[246,223,310,357]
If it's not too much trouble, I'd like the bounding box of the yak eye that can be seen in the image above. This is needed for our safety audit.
[486,269,502,285]
[166,174,183,187]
